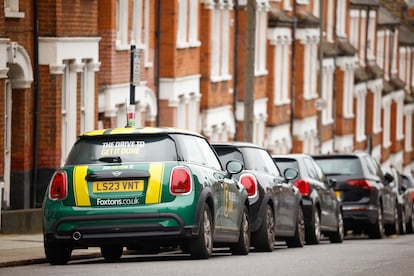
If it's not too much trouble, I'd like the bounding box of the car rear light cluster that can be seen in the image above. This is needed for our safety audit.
[294,179,310,196]
[346,179,374,190]
[410,191,414,202]
[170,166,192,195]
[49,171,68,200]
[239,173,257,197]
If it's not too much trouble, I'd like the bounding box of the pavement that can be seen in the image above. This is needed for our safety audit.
[0,233,101,268]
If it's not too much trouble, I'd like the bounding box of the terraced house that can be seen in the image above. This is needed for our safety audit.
[0,0,414,217]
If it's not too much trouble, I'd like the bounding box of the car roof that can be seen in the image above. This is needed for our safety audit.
[312,151,369,159]
[272,153,310,159]
[212,141,266,149]
[80,127,203,138]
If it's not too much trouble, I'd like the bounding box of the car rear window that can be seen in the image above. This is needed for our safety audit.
[313,157,362,176]
[65,134,177,165]
[273,158,299,178]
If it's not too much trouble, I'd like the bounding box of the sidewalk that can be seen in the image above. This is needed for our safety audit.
[0,233,101,268]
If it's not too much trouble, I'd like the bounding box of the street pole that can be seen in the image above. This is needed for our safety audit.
[129,44,140,127]
[244,0,256,143]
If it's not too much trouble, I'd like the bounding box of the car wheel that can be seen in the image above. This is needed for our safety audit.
[44,241,72,265]
[253,204,275,252]
[231,205,250,255]
[385,205,399,236]
[329,211,344,243]
[100,245,123,261]
[399,208,406,235]
[306,207,321,245]
[286,206,305,248]
[406,206,414,234]
[368,205,384,239]
[189,203,213,259]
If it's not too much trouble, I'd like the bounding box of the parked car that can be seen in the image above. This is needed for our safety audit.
[382,167,414,234]
[312,152,398,239]
[273,154,344,244]
[43,127,250,265]
[212,142,305,252]
[401,173,414,233]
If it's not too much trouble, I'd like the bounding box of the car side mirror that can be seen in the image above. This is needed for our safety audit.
[384,172,394,184]
[328,178,337,189]
[226,160,243,175]
[283,168,298,181]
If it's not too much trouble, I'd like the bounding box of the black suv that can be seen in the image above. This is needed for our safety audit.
[313,152,397,239]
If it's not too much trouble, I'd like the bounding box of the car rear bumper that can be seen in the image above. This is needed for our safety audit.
[44,212,198,247]
[342,204,378,228]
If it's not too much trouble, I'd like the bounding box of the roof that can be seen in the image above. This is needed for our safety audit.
[349,0,380,7]
[400,25,414,46]
[80,127,203,138]
[211,141,266,150]
[268,8,293,28]
[378,6,401,27]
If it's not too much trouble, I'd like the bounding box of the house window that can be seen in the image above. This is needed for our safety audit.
[304,37,318,100]
[176,93,199,132]
[336,0,346,37]
[382,96,392,148]
[132,0,152,67]
[359,10,366,66]
[355,84,367,142]
[210,1,232,82]
[349,10,359,50]
[272,29,291,105]
[367,10,376,61]
[343,69,354,118]
[321,64,334,125]
[384,30,391,80]
[4,0,24,18]
[313,0,319,17]
[326,0,334,42]
[377,30,385,69]
[116,0,129,50]
[391,29,399,76]
[405,111,413,152]
[255,4,268,76]
[373,85,382,134]
[395,92,405,141]
[177,0,200,48]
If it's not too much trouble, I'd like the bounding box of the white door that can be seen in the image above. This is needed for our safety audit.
[3,80,11,208]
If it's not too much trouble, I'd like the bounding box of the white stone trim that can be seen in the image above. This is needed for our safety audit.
[201,105,235,141]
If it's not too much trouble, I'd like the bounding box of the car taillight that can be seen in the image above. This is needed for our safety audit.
[170,167,192,195]
[346,179,374,190]
[49,171,67,200]
[239,173,257,197]
[294,179,310,196]
[410,191,414,201]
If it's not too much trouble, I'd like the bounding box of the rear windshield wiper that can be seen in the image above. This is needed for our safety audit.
[92,156,122,163]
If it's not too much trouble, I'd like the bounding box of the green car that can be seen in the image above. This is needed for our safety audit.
[42,127,250,264]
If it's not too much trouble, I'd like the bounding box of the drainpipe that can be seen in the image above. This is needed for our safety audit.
[290,1,297,153]
[155,0,161,126]
[32,0,40,208]
[233,0,240,140]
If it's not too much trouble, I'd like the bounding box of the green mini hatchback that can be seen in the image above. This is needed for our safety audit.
[42,127,250,264]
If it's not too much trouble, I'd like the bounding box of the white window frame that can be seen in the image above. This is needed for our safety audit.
[384,29,391,80]
[255,6,268,76]
[270,28,291,105]
[394,91,405,141]
[210,1,232,82]
[116,0,129,50]
[359,10,366,67]
[4,0,24,18]
[326,0,334,42]
[336,0,346,38]
[377,30,385,69]
[405,109,413,152]
[304,36,318,100]
[367,10,376,61]
[391,29,399,76]
[355,84,367,142]
[382,95,392,148]
[177,0,201,48]
[313,0,319,18]
[343,69,355,118]
[349,10,359,50]
[321,61,334,125]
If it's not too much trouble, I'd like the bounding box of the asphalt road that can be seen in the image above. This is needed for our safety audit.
[1,234,414,276]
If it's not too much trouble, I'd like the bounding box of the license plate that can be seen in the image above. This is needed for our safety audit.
[335,191,342,201]
[93,180,144,193]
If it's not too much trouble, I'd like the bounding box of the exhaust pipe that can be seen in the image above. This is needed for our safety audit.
[72,231,82,241]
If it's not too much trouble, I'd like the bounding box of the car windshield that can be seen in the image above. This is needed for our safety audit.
[313,157,362,175]
[65,134,177,165]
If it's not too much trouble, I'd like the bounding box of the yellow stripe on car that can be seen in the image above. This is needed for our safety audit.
[145,163,164,204]
[73,166,91,206]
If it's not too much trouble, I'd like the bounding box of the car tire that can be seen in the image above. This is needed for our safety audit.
[329,211,344,243]
[253,204,275,252]
[306,207,321,245]
[189,204,213,259]
[406,206,414,234]
[231,205,250,255]
[385,205,399,236]
[44,241,72,265]
[286,206,305,248]
[368,205,384,239]
[100,245,123,261]
[399,207,406,235]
